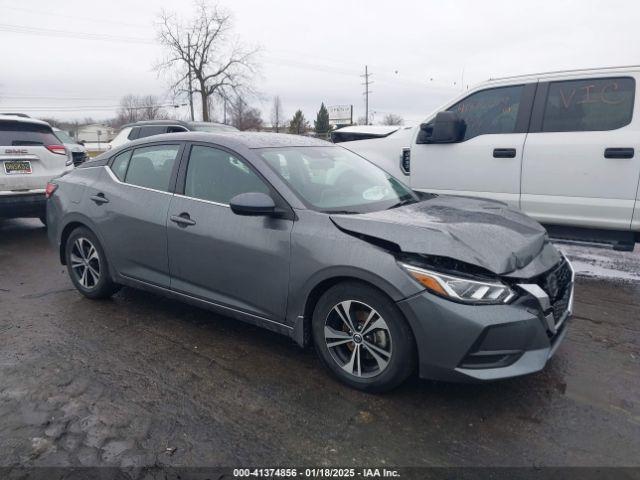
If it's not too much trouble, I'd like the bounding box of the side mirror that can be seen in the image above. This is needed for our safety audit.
[420,111,465,144]
[229,192,276,216]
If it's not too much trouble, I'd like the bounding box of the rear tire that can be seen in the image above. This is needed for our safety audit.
[65,227,120,299]
[312,281,416,393]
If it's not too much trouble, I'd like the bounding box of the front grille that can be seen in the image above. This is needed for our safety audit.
[536,259,572,328]
[72,152,88,166]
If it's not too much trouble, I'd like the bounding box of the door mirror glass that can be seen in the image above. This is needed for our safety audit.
[422,111,466,143]
[229,192,276,216]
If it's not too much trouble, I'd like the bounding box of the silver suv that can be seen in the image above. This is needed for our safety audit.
[0,115,73,224]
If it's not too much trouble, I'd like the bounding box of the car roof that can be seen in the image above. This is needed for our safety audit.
[0,114,51,127]
[484,65,640,87]
[121,119,191,128]
[82,132,334,168]
[126,131,332,150]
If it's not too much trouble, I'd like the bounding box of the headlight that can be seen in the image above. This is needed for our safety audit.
[400,263,516,304]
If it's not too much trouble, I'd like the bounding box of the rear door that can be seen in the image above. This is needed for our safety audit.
[87,142,183,287]
[166,143,293,321]
[0,120,70,192]
[410,83,535,208]
[521,75,639,229]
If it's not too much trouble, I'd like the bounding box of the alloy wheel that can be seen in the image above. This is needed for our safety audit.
[324,300,393,379]
[70,237,101,289]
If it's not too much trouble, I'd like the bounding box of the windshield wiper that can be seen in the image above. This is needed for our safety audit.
[387,198,417,210]
[323,210,359,214]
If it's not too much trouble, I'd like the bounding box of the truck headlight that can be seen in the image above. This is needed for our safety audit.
[400,263,516,304]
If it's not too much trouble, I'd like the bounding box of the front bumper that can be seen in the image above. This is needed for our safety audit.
[397,259,574,383]
[0,190,46,218]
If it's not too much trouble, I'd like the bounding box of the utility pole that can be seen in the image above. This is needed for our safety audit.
[361,65,373,125]
[223,97,227,124]
[187,33,195,121]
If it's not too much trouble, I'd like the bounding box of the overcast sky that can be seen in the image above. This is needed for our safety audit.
[0,0,638,126]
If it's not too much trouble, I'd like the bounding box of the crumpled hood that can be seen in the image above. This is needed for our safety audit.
[330,196,560,275]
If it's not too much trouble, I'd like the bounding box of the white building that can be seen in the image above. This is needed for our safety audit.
[76,123,115,144]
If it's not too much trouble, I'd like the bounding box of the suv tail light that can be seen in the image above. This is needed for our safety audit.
[45,182,58,199]
[46,144,67,156]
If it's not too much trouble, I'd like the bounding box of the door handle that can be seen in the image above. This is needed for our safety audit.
[90,193,109,204]
[493,148,516,158]
[604,148,634,159]
[170,213,196,227]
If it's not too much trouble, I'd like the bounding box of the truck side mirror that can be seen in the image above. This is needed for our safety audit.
[418,111,466,144]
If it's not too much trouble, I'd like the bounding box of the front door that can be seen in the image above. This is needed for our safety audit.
[521,76,640,229]
[167,144,293,322]
[410,84,533,209]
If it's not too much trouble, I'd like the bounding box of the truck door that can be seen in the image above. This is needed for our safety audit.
[521,75,639,230]
[410,83,535,209]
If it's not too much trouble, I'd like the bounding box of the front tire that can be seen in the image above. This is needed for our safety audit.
[312,281,416,392]
[65,227,120,299]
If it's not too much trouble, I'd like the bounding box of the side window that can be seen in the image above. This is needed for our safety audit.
[184,145,270,204]
[110,150,132,181]
[167,126,188,133]
[127,127,138,140]
[138,126,168,139]
[448,85,524,141]
[542,77,635,132]
[124,144,180,192]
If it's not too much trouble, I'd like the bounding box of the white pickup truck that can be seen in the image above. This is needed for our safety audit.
[343,66,640,250]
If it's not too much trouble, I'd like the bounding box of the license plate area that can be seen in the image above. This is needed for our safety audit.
[3,160,32,175]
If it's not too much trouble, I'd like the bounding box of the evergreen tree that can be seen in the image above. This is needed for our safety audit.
[288,110,309,135]
[314,103,331,136]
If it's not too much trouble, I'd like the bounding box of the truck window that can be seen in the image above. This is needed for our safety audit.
[542,77,635,132]
[448,85,523,141]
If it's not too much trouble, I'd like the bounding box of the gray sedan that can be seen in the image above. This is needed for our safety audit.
[46,132,574,392]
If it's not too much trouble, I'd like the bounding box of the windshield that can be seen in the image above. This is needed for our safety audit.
[54,129,75,144]
[258,146,418,213]
[189,122,238,133]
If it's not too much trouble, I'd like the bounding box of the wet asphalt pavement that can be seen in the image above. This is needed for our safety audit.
[0,218,639,469]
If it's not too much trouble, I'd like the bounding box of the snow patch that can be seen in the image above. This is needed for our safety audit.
[555,243,640,283]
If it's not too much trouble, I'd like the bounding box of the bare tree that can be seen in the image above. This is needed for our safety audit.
[230,96,263,131]
[270,95,283,132]
[114,94,168,127]
[40,117,61,128]
[156,1,260,122]
[139,95,169,121]
[117,94,141,125]
[382,113,404,126]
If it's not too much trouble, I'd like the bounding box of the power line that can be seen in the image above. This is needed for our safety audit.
[0,23,462,90]
[0,23,154,44]
[0,95,122,100]
[0,5,148,29]
[1,103,187,112]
